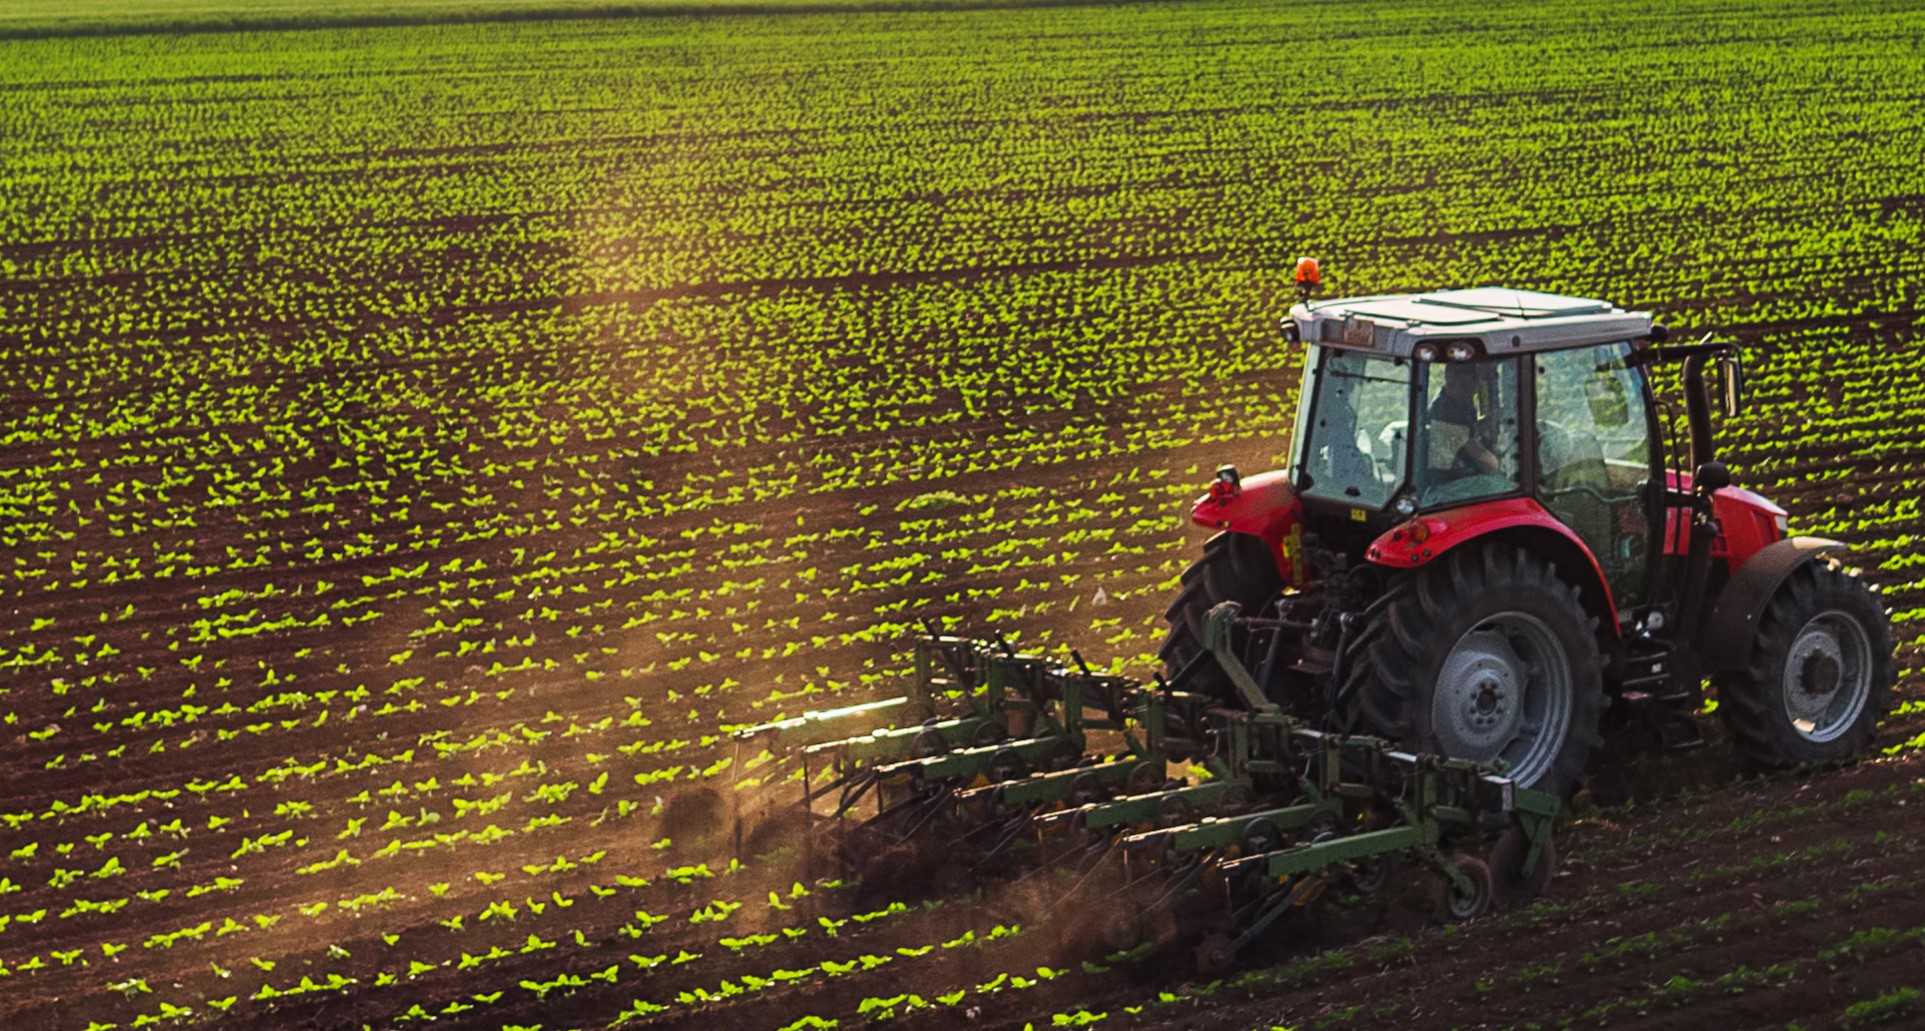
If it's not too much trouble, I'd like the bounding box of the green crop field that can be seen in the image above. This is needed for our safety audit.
[2,0,1924,1028]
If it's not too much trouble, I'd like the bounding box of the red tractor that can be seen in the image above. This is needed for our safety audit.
[1163,266,1895,797]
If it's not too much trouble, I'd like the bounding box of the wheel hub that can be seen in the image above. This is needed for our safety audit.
[1801,652,1842,698]
[1435,632,1525,756]
[1431,613,1573,787]
[1782,611,1872,741]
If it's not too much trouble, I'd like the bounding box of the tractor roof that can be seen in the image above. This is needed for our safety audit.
[1288,288,1653,359]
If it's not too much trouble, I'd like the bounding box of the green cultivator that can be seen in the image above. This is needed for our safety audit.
[734,606,1560,970]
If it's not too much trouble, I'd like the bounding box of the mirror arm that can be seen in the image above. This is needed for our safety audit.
[1682,353,1716,472]
[1719,353,1743,418]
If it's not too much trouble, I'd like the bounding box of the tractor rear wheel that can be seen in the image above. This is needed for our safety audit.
[1340,543,1604,799]
[1159,532,1284,703]
[1717,560,1894,768]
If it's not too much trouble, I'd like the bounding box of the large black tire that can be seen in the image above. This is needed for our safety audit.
[1340,543,1605,799]
[1159,532,1285,703]
[1717,559,1894,768]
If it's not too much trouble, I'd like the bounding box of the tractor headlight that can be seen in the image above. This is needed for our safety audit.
[1413,343,1440,362]
[1392,495,1418,518]
[1445,341,1477,361]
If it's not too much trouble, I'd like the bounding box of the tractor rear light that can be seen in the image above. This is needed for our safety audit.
[1209,464,1242,501]
[1389,518,1434,547]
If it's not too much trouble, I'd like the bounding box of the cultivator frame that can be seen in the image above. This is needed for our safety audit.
[733,606,1559,966]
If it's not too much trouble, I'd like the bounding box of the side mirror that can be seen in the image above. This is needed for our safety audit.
[1717,352,1743,419]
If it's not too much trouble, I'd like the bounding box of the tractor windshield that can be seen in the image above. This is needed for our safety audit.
[1294,349,1412,508]
[1413,358,1524,508]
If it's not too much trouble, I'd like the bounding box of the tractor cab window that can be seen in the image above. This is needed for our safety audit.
[1535,341,1654,607]
[1296,349,1412,509]
[1414,357,1522,508]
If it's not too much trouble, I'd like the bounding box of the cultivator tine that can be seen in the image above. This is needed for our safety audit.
[915,634,983,697]
[993,631,1018,658]
[831,767,883,817]
[1228,874,1324,955]
[980,817,1035,862]
[1136,849,1213,912]
[932,801,1047,874]
[893,785,962,843]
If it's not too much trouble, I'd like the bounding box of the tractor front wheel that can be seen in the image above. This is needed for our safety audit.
[1717,560,1894,768]
[1159,532,1285,704]
[1340,543,1605,799]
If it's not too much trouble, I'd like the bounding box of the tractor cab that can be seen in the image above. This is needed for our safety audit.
[1283,287,1663,610]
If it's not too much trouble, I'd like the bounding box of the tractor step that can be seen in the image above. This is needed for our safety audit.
[1656,714,1708,750]
[1618,690,1708,749]
[1620,687,1701,706]
[1284,656,1333,678]
[1617,643,1706,749]
[1614,646,1676,691]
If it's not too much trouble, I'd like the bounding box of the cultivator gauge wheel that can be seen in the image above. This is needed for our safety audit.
[1124,761,1163,793]
[1342,853,1392,897]
[911,727,947,758]
[1436,855,1494,921]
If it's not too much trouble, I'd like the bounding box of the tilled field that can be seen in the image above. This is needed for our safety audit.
[2,0,1924,1029]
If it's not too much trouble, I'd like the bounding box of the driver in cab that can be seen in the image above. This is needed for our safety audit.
[1428,361,1502,476]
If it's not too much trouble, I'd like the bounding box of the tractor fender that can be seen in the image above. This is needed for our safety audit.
[1188,470,1304,585]
[1364,497,1619,637]
[1700,536,1849,673]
